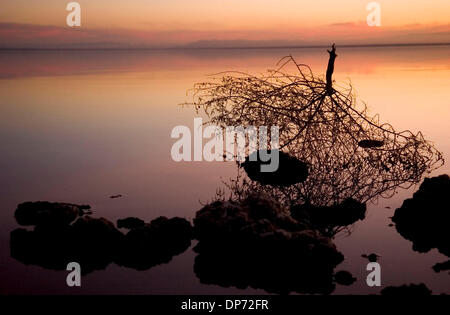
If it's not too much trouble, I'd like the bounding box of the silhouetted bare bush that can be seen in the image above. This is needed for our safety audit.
[186,45,443,207]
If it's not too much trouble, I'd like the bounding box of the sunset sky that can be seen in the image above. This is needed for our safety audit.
[1,0,449,48]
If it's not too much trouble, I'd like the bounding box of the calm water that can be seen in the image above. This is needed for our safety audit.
[0,46,449,294]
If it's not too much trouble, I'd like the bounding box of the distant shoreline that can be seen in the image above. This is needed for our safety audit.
[0,42,449,51]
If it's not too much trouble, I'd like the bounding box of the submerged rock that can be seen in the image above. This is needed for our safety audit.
[11,215,123,274]
[11,201,193,274]
[241,150,308,186]
[194,193,306,240]
[361,253,381,263]
[291,198,366,236]
[116,216,193,270]
[11,225,74,271]
[193,194,344,294]
[380,283,432,295]
[432,260,450,273]
[358,139,384,148]
[117,217,146,229]
[71,216,124,272]
[334,271,357,286]
[392,174,450,257]
[14,201,90,226]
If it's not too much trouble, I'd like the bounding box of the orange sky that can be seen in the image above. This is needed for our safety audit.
[0,0,449,48]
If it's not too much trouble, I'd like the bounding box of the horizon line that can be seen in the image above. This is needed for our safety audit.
[0,42,449,51]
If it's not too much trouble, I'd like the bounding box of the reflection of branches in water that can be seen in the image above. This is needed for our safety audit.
[215,168,364,238]
[186,51,444,207]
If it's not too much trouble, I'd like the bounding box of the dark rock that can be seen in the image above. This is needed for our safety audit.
[392,174,450,257]
[380,283,432,295]
[193,194,344,294]
[72,216,124,273]
[11,215,123,275]
[14,202,88,226]
[194,194,306,241]
[117,217,145,229]
[10,201,193,274]
[358,140,384,148]
[241,150,308,186]
[432,260,450,273]
[291,198,366,236]
[334,271,357,286]
[10,225,74,271]
[72,217,120,243]
[362,253,381,262]
[116,216,193,270]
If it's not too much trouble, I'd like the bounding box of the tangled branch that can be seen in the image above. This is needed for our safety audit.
[185,47,444,207]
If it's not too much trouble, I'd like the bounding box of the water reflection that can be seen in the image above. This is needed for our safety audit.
[188,50,443,207]
[380,283,432,295]
[189,47,442,231]
[192,194,351,294]
[392,174,450,275]
[186,46,445,294]
[10,202,193,275]
[4,46,449,294]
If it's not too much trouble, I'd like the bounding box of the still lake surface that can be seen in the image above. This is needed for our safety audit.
[0,45,449,294]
